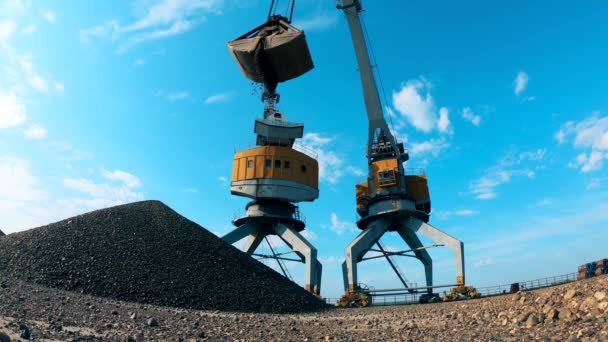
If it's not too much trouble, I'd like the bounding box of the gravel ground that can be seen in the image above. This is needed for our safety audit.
[1,274,607,341]
[0,201,325,314]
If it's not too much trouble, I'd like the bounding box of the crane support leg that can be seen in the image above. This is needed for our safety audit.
[242,231,267,255]
[221,222,258,245]
[341,261,349,292]
[406,217,465,286]
[315,260,323,295]
[397,226,433,293]
[275,223,319,293]
[344,219,389,292]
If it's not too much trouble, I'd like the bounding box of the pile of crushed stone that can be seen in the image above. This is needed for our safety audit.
[0,200,326,313]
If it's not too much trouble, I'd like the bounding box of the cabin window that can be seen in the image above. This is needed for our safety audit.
[265,159,271,168]
[301,165,307,173]
[247,160,253,168]
[274,160,281,168]
[378,170,396,186]
[284,161,291,169]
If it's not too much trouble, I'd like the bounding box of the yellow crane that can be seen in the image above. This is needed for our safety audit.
[336,0,476,306]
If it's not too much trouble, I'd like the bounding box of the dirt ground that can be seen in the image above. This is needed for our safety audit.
[1,275,608,341]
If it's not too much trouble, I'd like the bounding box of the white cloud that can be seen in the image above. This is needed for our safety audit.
[519,148,546,161]
[28,75,49,93]
[133,58,145,67]
[437,107,452,133]
[0,155,145,233]
[0,92,27,128]
[22,24,36,35]
[54,81,64,93]
[81,0,223,52]
[532,198,552,208]
[0,20,16,42]
[436,209,480,220]
[0,158,47,202]
[410,137,450,158]
[80,20,120,42]
[119,20,193,53]
[514,71,528,96]
[166,91,189,101]
[0,0,29,17]
[329,212,355,235]
[101,169,142,188]
[556,113,608,173]
[41,9,57,24]
[63,170,144,207]
[469,148,544,200]
[292,12,338,32]
[20,57,49,94]
[392,78,437,132]
[346,165,365,178]
[205,91,233,105]
[300,230,317,241]
[298,133,344,184]
[461,107,481,126]
[0,158,52,232]
[474,257,494,268]
[50,142,94,161]
[24,125,47,139]
[218,176,229,186]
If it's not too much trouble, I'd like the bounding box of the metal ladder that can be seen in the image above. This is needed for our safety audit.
[266,236,294,282]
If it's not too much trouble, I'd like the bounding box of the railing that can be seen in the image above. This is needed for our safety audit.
[292,143,318,159]
[233,141,318,159]
[323,272,579,306]
[405,167,426,175]
[232,208,307,225]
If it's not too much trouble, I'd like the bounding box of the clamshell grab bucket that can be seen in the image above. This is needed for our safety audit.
[227,18,314,83]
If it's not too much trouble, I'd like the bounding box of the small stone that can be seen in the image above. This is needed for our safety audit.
[519,296,527,304]
[147,318,159,327]
[560,308,575,322]
[547,308,559,321]
[564,289,578,300]
[526,315,540,328]
[130,313,138,320]
[594,291,606,301]
[517,311,532,323]
[0,331,10,342]
[598,302,608,311]
[20,328,30,340]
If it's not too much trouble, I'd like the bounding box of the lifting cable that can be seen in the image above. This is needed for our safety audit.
[359,13,398,141]
[267,0,296,22]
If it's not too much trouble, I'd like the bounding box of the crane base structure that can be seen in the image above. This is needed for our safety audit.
[340,201,469,306]
[223,200,322,295]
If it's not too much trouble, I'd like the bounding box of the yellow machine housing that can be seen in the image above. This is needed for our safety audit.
[355,158,431,214]
[231,145,319,202]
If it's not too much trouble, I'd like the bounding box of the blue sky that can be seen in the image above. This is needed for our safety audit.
[1,0,608,298]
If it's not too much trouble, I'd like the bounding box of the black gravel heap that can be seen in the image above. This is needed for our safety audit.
[0,200,326,313]
[0,229,4,236]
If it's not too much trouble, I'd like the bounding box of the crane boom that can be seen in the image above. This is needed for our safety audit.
[338,0,403,163]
